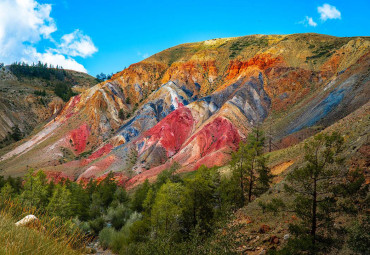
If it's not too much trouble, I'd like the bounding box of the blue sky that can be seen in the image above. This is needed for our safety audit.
[0,0,369,76]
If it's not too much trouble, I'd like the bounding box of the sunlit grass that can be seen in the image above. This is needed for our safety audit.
[0,199,90,255]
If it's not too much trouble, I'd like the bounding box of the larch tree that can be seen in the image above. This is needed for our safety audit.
[283,132,345,253]
[230,127,272,207]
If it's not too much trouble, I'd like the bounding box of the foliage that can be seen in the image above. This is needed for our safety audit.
[276,132,368,254]
[19,169,49,208]
[119,108,126,120]
[151,182,185,236]
[0,198,88,254]
[9,61,80,102]
[258,198,286,214]
[54,81,77,102]
[230,127,273,207]
[0,125,24,148]
[46,184,73,218]
[9,61,68,81]
[96,72,113,82]
[34,89,47,96]
[347,217,370,255]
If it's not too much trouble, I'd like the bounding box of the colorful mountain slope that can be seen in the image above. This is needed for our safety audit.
[0,33,369,187]
[0,66,96,145]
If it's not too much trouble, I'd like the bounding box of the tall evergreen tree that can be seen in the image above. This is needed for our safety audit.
[282,132,345,254]
[230,127,272,207]
[181,165,216,234]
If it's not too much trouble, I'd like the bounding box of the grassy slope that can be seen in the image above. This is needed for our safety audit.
[0,68,97,148]
[0,215,81,255]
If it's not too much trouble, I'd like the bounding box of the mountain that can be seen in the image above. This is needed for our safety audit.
[0,33,369,186]
[0,64,97,148]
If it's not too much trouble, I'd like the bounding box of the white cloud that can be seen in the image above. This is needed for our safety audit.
[24,46,87,73]
[58,29,98,58]
[299,16,318,27]
[0,0,97,73]
[318,4,341,21]
[306,16,317,27]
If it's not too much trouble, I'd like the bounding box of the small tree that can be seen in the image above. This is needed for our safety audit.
[19,169,49,208]
[47,184,73,218]
[96,73,107,82]
[181,165,216,234]
[11,125,23,141]
[230,127,272,207]
[119,109,126,120]
[283,132,344,253]
[0,183,14,200]
[151,182,184,236]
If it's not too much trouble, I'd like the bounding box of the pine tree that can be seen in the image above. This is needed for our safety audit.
[283,132,345,253]
[230,127,272,207]
[181,165,216,234]
[0,183,14,199]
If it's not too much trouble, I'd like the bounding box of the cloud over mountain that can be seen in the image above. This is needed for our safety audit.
[318,4,341,21]
[0,0,97,73]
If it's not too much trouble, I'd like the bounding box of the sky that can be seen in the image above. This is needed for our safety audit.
[0,0,369,76]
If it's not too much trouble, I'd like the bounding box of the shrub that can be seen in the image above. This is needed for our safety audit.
[99,227,116,249]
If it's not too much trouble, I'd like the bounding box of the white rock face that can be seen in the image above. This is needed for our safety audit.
[15,215,38,227]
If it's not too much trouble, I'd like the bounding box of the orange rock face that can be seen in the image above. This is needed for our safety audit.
[226,54,284,81]
[161,60,218,95]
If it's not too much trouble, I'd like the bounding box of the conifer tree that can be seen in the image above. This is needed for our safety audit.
[151,182,184,235]
[181,165,216,234]
[230,127,272,207]
[283,132,345,253]
[47,184,73,218]
[19,169,49,208]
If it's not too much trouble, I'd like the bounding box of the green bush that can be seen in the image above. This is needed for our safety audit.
[99,227,116,249]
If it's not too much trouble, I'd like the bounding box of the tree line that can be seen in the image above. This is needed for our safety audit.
[9,62,68,81]
[9,62,77,102]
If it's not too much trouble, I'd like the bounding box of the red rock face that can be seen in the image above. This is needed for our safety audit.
[78,155,116,181]
[264,67,320,111]
[138,107,195,157]
[191,150,232,171]
[45,171,74,183]
[183,117,240,158]
[69,124,89,155]
[2,34,369,188]
[61,94,81,119]
[80,143,114,166]
[125,163,169,188]
[88,144,113,160]
[125,117,240,188]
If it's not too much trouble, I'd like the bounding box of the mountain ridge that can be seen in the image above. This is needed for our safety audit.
[0,33,369,187]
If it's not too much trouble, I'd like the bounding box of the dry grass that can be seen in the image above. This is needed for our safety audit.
[0,199,90,255]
